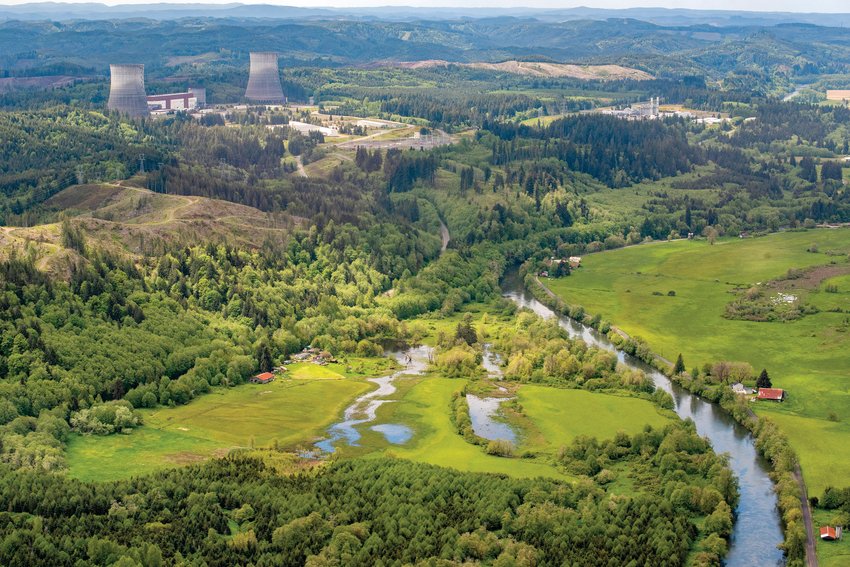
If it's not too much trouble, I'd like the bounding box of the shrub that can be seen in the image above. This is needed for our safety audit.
[485,439,515,457]
[71,401,142,435]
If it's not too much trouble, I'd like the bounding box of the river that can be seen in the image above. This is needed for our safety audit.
[502,271,785,567]
[314,345,431,453]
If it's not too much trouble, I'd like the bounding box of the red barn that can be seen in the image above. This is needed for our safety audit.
[820,526,842,541]
[757,388,785,401]
[250,372,275,384]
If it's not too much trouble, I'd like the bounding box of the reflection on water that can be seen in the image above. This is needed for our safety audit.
[370,423,413,444]
[466,394,517,443]
[501,270,785,567]
[482,344,504,378]
[315,345,431,453]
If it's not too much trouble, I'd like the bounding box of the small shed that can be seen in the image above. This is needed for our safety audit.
[250,372,275,384]
[820,526,843,541]
[757,388,785,401]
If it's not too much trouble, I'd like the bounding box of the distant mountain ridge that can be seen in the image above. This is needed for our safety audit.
[1,3,850,26]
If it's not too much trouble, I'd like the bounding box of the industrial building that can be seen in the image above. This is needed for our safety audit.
[147,88,206,112]
[107,64,149,117]
[245,52,285,103]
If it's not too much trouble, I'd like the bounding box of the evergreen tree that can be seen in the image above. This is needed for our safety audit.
[756,368,772,389]
[673,353,685,375]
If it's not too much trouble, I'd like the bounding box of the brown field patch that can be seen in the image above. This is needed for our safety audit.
[391,60,653,80]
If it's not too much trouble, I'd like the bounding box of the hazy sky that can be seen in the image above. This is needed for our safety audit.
[2,0,850,12]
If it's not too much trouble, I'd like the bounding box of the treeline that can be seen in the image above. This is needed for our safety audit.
[0,455,719,566]
[484,115,703,187]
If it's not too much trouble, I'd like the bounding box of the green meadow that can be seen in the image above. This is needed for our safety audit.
[374,376,573,480]
[67,369,374,482]
[518,386,672,452]
[544,228,850,495]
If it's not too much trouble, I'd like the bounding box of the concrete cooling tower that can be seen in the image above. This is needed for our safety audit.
[107,64,149,117]
[245,52,285,103]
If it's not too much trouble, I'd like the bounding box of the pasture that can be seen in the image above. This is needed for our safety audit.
[376,377,574,480]
[544,228,850,495]
[67,369,373,481]
[517,386,673,452]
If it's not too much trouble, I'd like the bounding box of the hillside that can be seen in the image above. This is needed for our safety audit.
[396,60,654,80]
[1,183,301,276]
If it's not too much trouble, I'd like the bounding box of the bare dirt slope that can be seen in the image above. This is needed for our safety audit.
[395,60,653,80]
[1,183,302,278]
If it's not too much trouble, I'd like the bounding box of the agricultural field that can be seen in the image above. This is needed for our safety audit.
[66,364,378,481]
[544,228,850,495]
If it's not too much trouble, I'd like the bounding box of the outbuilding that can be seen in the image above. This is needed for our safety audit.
[757,388,785,401]
[820,526,843,541]
[250,372,275,384]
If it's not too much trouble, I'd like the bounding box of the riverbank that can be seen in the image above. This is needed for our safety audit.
[511,270,791,567]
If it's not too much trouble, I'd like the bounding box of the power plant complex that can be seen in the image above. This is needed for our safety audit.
[245,52,285,103]
[107,51,285,116]
[107,64,149,117]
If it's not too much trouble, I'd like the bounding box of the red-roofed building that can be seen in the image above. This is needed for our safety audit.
[757,388,785,401]
[820,526,842,541]
[250,372,275,384]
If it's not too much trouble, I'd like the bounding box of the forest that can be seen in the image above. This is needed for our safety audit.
[2,18,850,564]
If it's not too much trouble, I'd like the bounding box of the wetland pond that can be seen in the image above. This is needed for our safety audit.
[315,345,431,453]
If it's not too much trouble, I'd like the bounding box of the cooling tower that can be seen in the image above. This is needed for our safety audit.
[245,52,285,103]
[107,64,149,117]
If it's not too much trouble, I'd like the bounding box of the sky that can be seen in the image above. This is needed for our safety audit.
[1,0,849,12]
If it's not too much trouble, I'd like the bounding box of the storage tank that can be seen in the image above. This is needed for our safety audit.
[107,64,149,117]
[245,52,285,103]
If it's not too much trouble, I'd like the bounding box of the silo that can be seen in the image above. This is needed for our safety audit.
[245,52,285,103]
[107,64,149,117]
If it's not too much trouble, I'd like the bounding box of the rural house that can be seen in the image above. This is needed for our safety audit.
[731,382,752,395]
[757,388,785,401]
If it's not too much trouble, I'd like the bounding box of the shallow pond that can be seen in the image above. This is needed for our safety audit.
[370,423,413,444]
[466,394,517,444]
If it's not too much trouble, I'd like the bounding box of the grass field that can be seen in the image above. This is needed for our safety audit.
[67,371,373,481]
[375,377,574,480]
[517,386,672,452]
[544,229,850,496]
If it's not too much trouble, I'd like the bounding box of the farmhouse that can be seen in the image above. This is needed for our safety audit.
[757,388,785,401]
[820,526,843,541]
[731,382,752,395]
[250,372,275,384]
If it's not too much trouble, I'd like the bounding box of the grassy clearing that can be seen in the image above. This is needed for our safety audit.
[67,369,374,482]
[814,508,850,567]
[544,229,850,495]
[518,386,672,453]
[376,376,574,480]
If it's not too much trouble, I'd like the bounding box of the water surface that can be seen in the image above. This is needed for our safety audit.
[466,394,517,443]
[502,271,785,567]
[315,345,431,453]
